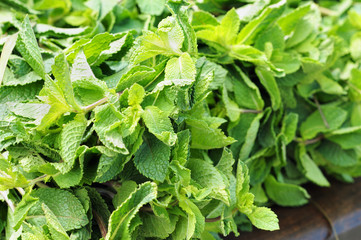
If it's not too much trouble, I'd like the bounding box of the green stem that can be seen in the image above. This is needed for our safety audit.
[318,5,337,16]
[0,33,18,86]
[16,187,25,196]
[93,209,107,238]
[294,135,324,145]
[28,174,48,186]
[36,182,50,188]
[205,208,238,222]
[0,191,15,212]
[82,91,123,113]
[82,97,109,113]
[313,95,329,129]
[240,109,263,114]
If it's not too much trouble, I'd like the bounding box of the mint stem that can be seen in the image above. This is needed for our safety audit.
[0,191,15,212]
[240,109,263,114]
[206,208,238,222]
[82,97,109,113]
[294,135,324,145]
[16,187,25,195]
[28,174,48,186]
[36,182,50,188]
[93,209,107,238]
[318,5,336,16]
[82,91,123,113]
[313,95,329,129]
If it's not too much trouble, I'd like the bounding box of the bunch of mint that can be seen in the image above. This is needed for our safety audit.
[1,0,361,239]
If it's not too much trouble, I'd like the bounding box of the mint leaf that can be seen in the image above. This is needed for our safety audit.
[186,119,236,150]
[236,1,285,45]
[239,113,263,161]
[42,203,70,240]
[255,67,281,110]
[131,16,184,64]
[167,1,197,55]
[300,105,348,139]
[247,207,279,231]
[16,16,46,80]
[106,182,157,240]
[163,52,196,88]
[139,213,177,238]
[94,104,128,154]
[178,196,205,239]
[55,115,87,173]
[196,8,240,47]
[13,193,38,230]
[277,3,311,35]
[317,141,358,167]
[187,158,230,204]
[264,175,310,206]
[52,53,80,111]
[133,133,170,182]
[298,146,330,187]
[27,188,88,231]
[142,106,177,146]
[232,66,264,110]
[137,0,166,16]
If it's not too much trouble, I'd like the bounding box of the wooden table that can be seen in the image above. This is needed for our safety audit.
[228,178,361,240]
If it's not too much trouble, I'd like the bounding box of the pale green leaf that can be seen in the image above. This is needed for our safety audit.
[349,68,361,102]
[222,85,240,122]
[35,24,87,37]
[248,207,279,231]
[167,1,198,55]
[216,148,235,179]
[94,104,128,154]
[132,17,184,64]
[2,67,42,86]
[13,193,38,230]
[139,213,178,238]
[16,16,46,80]
[55,115,87,173]
[70,49,96,82]
[142,106,177,146]
[106,182,157,240]
[187,158,230,204]
[52,53,80,111]
[217,8,240,45]
[113,181,138,208]
[350,32,361,61]
[137,0,165,16]
[164,52,196,87]
[277,3,311,35]
[236,1,285,45]
[186,119,236,150]
[281,113,298,144]
[178,196,205,239]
